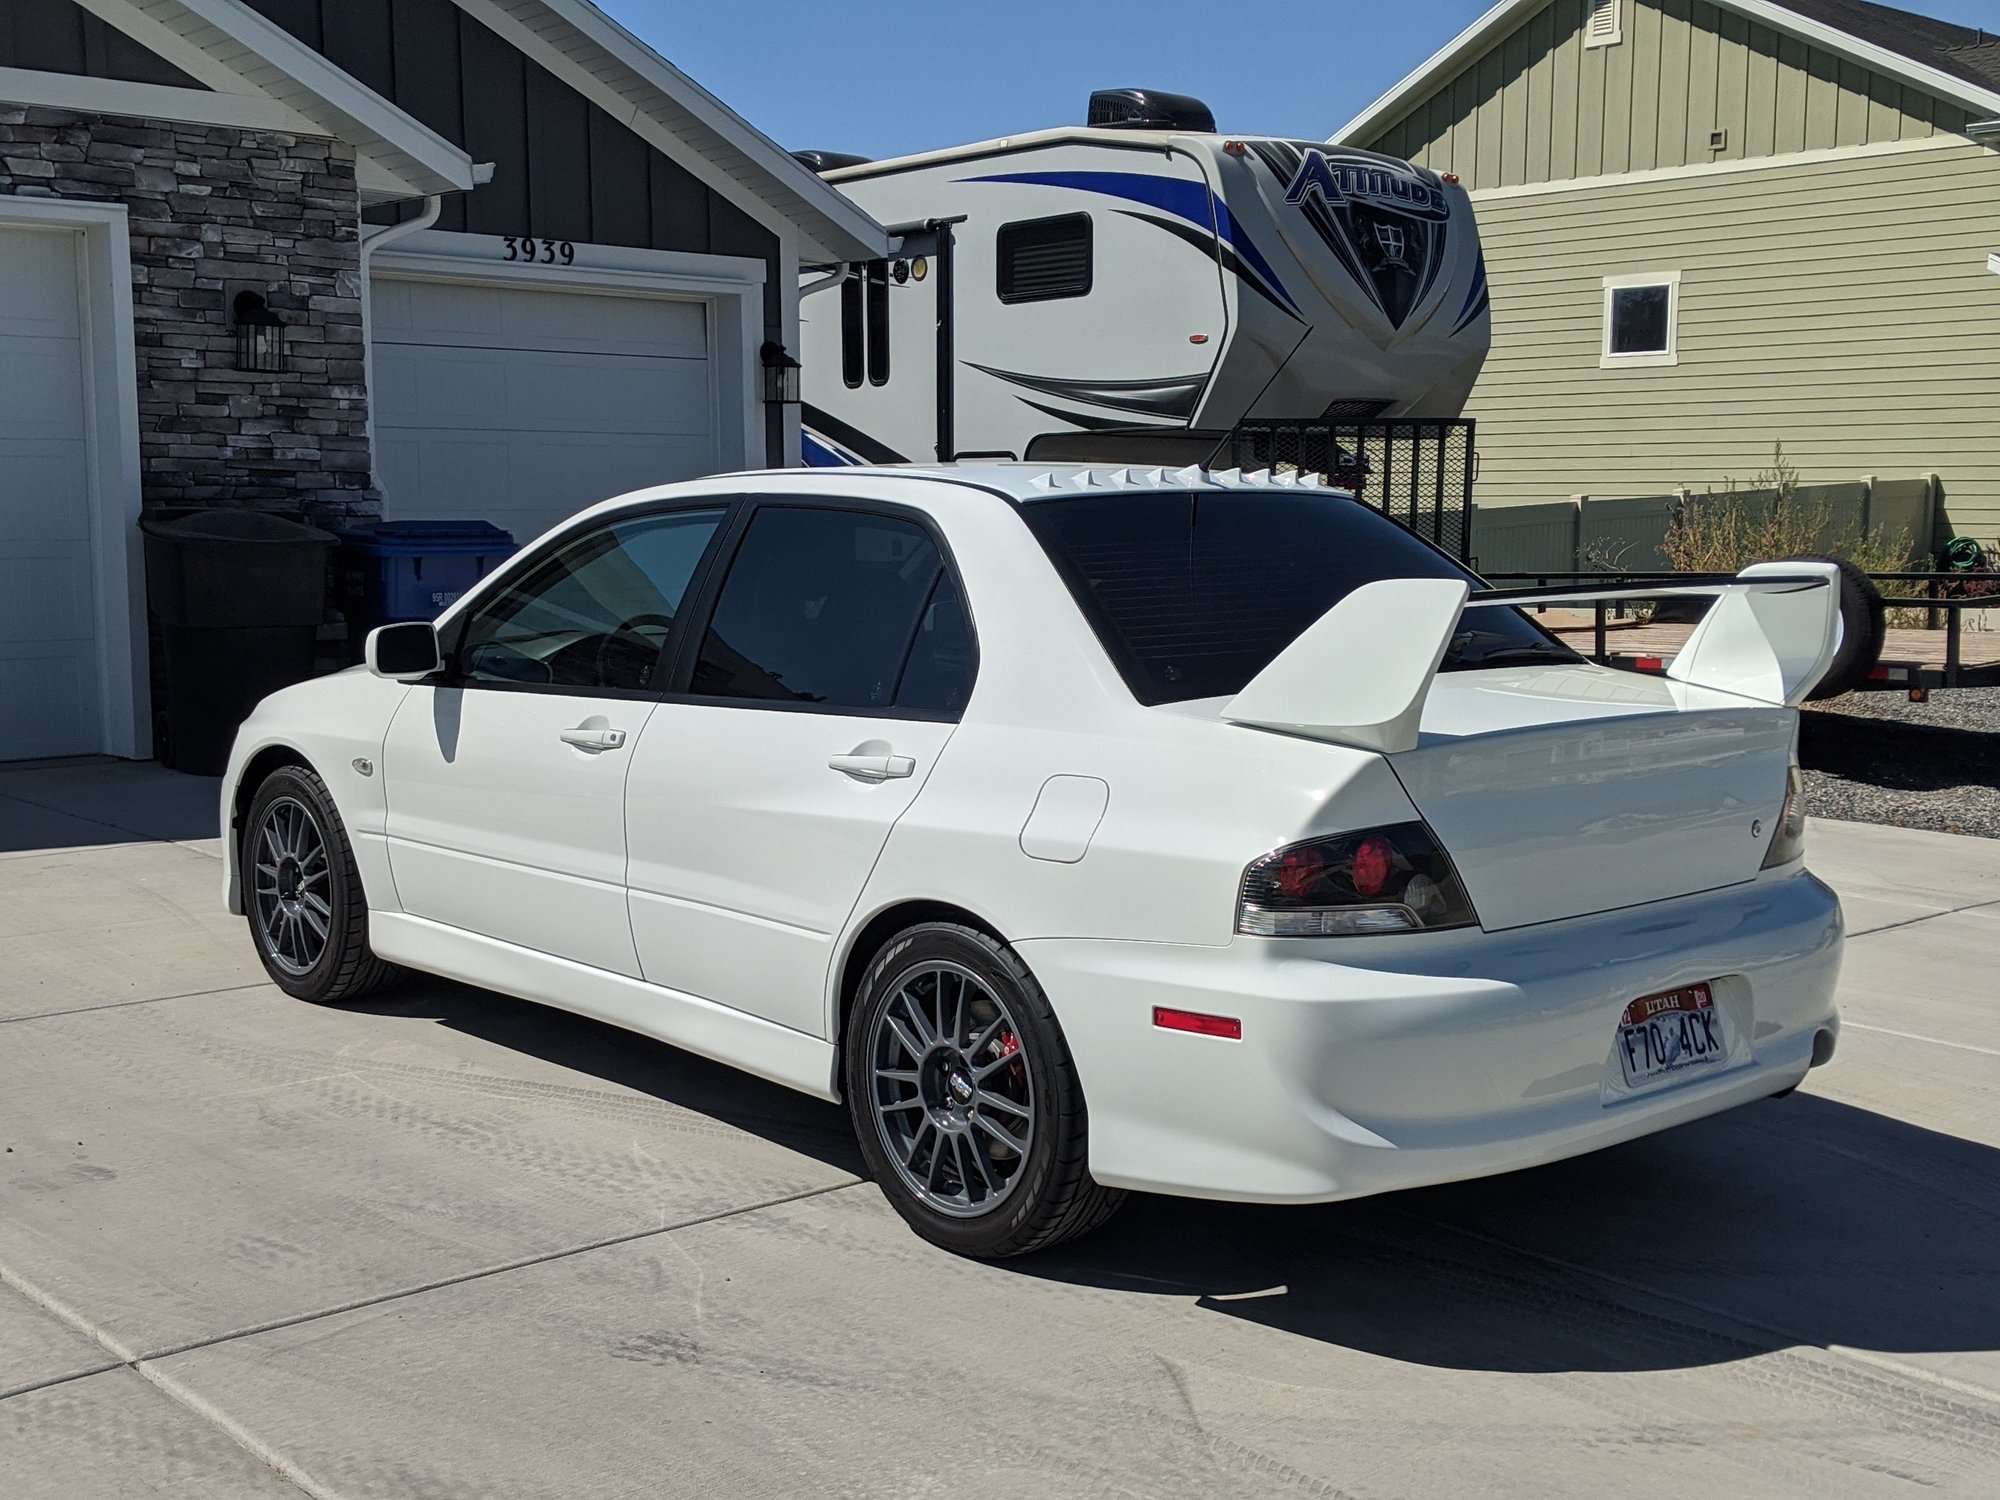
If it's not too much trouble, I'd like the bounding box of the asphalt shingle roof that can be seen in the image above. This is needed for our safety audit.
[1773,0,2000,97]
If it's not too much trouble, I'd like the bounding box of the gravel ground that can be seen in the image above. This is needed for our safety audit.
[1799,685,2000,838]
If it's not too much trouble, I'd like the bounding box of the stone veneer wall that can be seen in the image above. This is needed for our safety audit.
[0,104,379,526]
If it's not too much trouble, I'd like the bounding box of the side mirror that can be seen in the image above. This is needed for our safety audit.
[365,621,442,681]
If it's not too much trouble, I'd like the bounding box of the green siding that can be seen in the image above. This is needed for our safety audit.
[1454,143,2000,544]
[1369,0,1973,188]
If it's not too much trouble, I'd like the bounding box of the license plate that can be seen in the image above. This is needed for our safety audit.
[1615,982,1724,1088]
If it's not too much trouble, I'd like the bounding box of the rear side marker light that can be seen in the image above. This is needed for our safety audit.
[1153,1006,1242,1040]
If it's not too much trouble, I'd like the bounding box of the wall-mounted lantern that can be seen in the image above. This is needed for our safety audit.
[760,339,801,405]
[233,290,287,373]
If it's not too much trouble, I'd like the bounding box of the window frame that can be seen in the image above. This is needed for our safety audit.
[433,498,742,702]
[1600,271,1679,368]
[996,212,1094,305]
[658,495,981,723]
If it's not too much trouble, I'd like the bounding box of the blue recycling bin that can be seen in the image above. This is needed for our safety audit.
[336,520,515,652]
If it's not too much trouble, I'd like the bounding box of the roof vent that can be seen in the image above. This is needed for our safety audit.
[1086,88,1215,132]
[791,150,872,174]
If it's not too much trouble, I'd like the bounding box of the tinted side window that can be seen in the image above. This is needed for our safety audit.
[894,572,975,715]
[692,508,970,715]
[997,214,1092,303]
[456,508,725,692]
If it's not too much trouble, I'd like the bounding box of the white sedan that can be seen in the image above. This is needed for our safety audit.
[222,464,1844,1258]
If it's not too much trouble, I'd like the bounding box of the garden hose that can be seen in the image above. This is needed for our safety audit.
[1943,537,1985,571]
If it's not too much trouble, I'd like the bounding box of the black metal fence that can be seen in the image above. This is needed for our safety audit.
[1230,418,1476,561]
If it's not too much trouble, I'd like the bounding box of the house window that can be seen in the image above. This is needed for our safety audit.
[997,214,1093,303]
[1602,273,1679,367]
[1585,0,1622,48]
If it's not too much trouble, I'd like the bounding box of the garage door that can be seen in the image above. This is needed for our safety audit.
[0,225,97,762]
[371,277,721,548]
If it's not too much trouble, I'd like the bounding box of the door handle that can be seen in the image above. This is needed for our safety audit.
[828,752,915,782]
[560,726,627,752]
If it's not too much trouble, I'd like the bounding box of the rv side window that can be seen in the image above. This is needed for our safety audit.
[997,214,1092,304]
[865,260,890,386]
[841,269,864,388]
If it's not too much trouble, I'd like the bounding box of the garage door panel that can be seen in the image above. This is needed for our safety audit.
[373,279,707,359]
[0,645,99,761]
[377,346,711,437]
[380,429,719,545]
[1,225,95,761]
[0,445,94,542]
[0,338,89,443]
[374,276,722,543]
[0,228,81,340]
[0,544,94,641]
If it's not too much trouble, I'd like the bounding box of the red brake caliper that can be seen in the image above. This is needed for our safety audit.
[998,1031,1025,1091]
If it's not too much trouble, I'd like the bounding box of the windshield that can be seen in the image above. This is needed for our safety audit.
[1026,490,1575,705]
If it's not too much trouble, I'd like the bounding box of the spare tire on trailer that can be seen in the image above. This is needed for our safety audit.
[1781,552,1885,700]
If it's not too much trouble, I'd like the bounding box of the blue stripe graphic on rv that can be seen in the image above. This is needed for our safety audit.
[802,429,860,467]
[1451,252,1490,337]
[962,171,1299,317]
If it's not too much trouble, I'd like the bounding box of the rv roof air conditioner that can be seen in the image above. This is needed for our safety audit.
[791,149,873,174]
[1086,89,1215,132]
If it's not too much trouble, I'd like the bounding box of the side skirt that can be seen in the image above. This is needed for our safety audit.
[367,911,841,1102]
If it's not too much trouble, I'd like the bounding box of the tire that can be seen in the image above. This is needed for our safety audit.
[242,764,403,1003]
[1782,552,1885,701]
[844,923,1124,1258]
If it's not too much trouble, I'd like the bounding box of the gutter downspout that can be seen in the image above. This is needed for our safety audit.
[357,194,444,508]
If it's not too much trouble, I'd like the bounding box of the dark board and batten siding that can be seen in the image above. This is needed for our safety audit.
[0,0,204,90]
[241,0,785,460]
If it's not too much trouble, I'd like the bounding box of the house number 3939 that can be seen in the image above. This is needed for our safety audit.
[501,236,576,265]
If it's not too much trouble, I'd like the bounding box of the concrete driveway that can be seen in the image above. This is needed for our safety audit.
[2,759,1996,1498]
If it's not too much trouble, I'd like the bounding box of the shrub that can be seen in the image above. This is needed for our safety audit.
[1664,447,1914,576]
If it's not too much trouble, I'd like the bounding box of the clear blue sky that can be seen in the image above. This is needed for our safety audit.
[597,0,2000,161]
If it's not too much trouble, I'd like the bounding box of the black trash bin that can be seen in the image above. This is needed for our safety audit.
[141,509,337,775]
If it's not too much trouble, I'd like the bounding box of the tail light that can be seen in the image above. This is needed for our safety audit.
[1238,822,1478,937]
[1760,764,1807,869]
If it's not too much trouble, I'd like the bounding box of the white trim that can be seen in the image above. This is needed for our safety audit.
[1988,253,2000,278]
[364,228,766,480]
[447,0,889,264]
[1601,271,1680,369]
[777,229,802,468]
[0,67,313,133]
[1469,132,1969,201]
[0,197,149,760]
[1333,0,2000,146]
[71,0,475,196]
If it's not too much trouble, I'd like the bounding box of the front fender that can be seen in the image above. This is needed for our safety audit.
[219,669,410,915]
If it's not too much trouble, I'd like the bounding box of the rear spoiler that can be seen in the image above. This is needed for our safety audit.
[1221,562,1841,754]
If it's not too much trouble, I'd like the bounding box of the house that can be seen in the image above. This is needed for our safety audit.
[0,0,889,762]
[1335,0,2000,560]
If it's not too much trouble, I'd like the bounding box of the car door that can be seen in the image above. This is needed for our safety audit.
[382,503,730,977]
[625,500,977,1035]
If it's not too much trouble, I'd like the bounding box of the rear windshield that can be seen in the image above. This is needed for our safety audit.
[1025,491,1574,705]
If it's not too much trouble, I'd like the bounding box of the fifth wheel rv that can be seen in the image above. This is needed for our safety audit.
[797,89,1492,470]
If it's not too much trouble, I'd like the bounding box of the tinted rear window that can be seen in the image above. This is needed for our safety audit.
[1026,492,1573,705]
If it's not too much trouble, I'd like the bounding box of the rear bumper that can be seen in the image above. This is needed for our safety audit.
[1018,868,1842,1203]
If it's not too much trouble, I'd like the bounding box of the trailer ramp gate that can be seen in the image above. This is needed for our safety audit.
[1230,418,1475,562]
